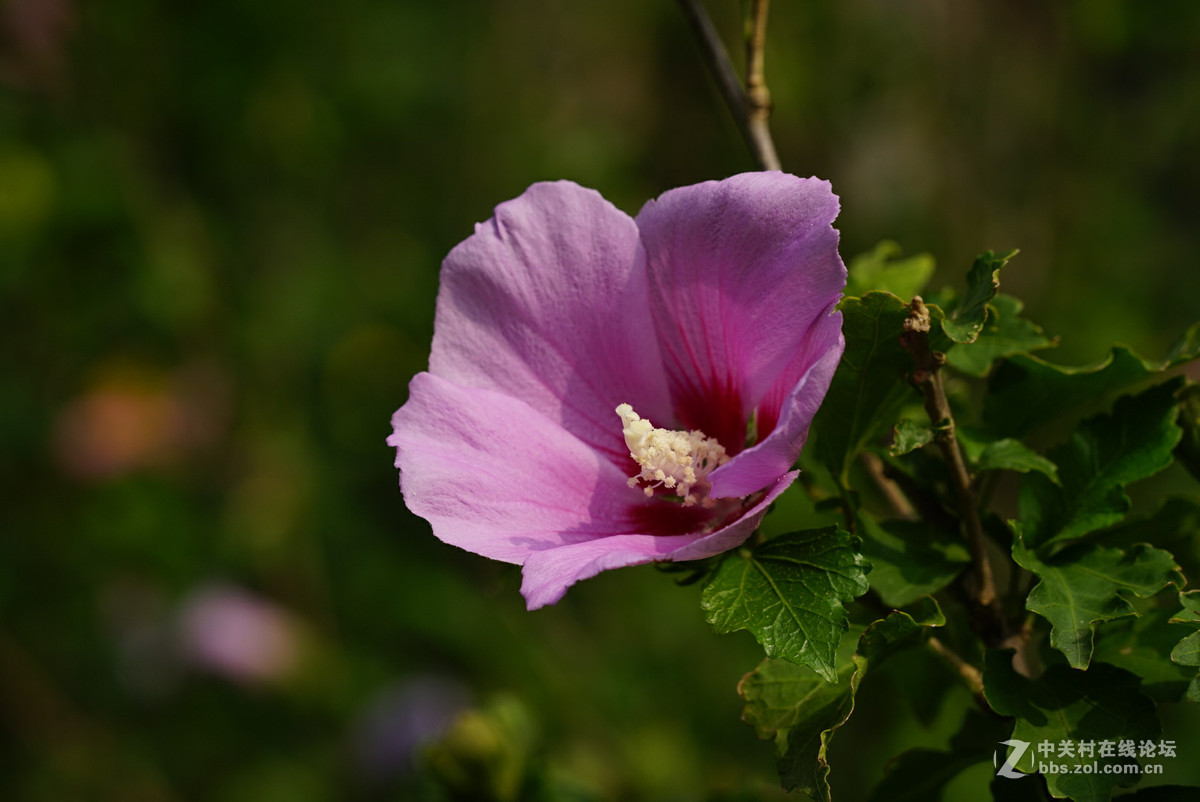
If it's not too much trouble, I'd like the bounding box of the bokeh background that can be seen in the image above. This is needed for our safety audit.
[3,0,1199,799]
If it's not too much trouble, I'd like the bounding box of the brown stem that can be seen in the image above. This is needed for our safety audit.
[676,0,781,171]
[858,452,918,521]
[744,0,781,171]
[926,635,992,710]
[899,297,1007,647]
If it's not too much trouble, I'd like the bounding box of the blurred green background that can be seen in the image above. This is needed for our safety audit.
[2,0,1199,799]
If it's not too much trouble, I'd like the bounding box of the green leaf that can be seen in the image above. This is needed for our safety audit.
[1169,632,1200,702]
[945,293,1055,377]
[700,527,870,681]
[1018,380,1184,551]
[867,710,1011,802]
[889,419,933,456]
[1013,529,1184,669]
[984,322,1200,438]
[1174,383,1200,483]
[975,438,1059,483]
[1091,608,1197,702]
[845,240,935,299]
[984,652,1160,802]
[940,249,1017,344]
[740,656,856,801]
[814,292,919,485]
[858,517,969,608]
[741,609,941,799]
[1169,590,1200,625]
[1168,591,1200,702]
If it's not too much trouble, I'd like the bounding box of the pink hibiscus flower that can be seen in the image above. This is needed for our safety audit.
[389,172,846,608]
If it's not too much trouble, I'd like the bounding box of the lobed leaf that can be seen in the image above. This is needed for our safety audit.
[740,606,942,800]
[984,322,1200,438]
[700,527,870,681]
[1018,380,1184,551]
[984,653,1160,802]
[945,293,1055,377]
[940,249,1017,344]
[1013,529,1184,669]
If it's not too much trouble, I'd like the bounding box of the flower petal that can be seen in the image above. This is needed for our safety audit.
[708,313,844,499]
[391,372,629,563]
[428,181,673,466]
[635,173,846,454]
[520,471,796,609]
[519,534,694,610]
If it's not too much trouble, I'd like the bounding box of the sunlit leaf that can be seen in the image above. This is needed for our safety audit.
[701,527,870,681]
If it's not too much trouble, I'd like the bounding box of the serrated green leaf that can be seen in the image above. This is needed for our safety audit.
[1018,380,1184,551]
[1013,529,1184,668]
[945,293,1055,377]
[814,292,919,486]
[740,657,856,801]
[741,609,941,799]
[983,652,1160,802]
[890,419,933,456]
[941,249,1017,344]
[858,517,969,608]
[701,527,870,681]
[975,438,1059,483]
[1092,609,1197,702]
[846,240,936,299]
[984,322,1200,437]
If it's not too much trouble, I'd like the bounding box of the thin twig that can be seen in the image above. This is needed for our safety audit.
[899,297,1007,646]
[927,635,989,705]
[675,0,781,171]
[743,0,781,170]
[858,452,918,521]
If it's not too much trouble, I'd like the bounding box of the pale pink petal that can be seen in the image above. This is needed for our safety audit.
[635,173,845,454]
[519,534,696,610]
[429,181,673,466]
[391,373,632,563]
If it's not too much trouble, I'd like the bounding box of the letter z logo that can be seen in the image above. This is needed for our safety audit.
[994,739,1031,779]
